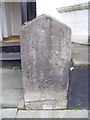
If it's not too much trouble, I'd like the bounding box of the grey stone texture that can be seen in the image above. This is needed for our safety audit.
[71,43,88,65]
[0,69,24,108]
[16,110,88,118]
[20,14,71,109]
[2,109,17,118]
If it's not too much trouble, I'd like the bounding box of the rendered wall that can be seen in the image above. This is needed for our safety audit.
[0,4,2,40]
[2,2,21,38]
[36,0,89,44]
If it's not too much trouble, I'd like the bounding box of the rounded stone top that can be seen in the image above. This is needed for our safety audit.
[21,14,71,32]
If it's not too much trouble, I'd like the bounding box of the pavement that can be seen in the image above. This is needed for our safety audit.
[0,68,24,108]
[0,66,88,109]
[0,109,88,119]
[71,43,89,65]
[0,43,89,119]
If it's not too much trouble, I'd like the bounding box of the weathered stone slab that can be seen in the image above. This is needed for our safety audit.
[20,14,71,109]
[16,110,88,118]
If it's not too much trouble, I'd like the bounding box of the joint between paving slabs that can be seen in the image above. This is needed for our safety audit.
[15,97,26,118]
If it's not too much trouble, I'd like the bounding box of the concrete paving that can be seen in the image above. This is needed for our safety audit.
[88,111,90,119]
[0,68,24,108]
[2,89,24,108]
[0,109,2,120]
[1,109,17,119]
[0,89,2,108]
[0,69,2,89]
[71,43,89,65]
[2,69,23,89]
[52,110,88,118]
[0,109,88,118]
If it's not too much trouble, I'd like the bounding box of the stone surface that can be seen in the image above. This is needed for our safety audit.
[20,14,71,109]
[71,43,89,65]
[2,89,23,108]
[0,89,2,108]
[0,68,24,108]
[0,69,2,89]
[52,110,88,118]
[0,43,88,109]
[2,69,23,89]
[2,109,17,118]
[16,110,88,118]
[18,98,25,110]
[88,110,90,119]
[16,110,53,118]
[0,109,2,120]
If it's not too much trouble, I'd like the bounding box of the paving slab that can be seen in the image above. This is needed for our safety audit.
[16,110,88,118]
[88,110,90,119]
[0,69,2,89]
[1,69,23,89]
[2,109,17,118]
[53,110,88,118]
[0,69,2,109]
[16,110,53,118]
[0,68,24,108]
[0,109,2,120]
[71,43,89,65]
[2,89,23,108]
[0,89,2,108]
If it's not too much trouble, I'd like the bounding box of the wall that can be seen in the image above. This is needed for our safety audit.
[36,0,89,44]
[58,9,88,44]
[2,2,21,38]
[1,0,89,43]
[36,0,89,17]
[10,2,21,36]
[0,4,2,40]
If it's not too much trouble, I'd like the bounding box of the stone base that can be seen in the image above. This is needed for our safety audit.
[24,89,68,110]
[25,100,67,110]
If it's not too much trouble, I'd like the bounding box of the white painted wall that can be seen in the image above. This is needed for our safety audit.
[3,3,12,37]
[36,0,89,44]
[58,10,88,35]
[58,9,88,44]
[0,0,89,43]
[36,0,89,17]
[0,4,2,40]
[2,2,21,38]
[10,2,21,36]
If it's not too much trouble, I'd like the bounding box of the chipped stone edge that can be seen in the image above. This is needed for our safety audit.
[21,14,71,32]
